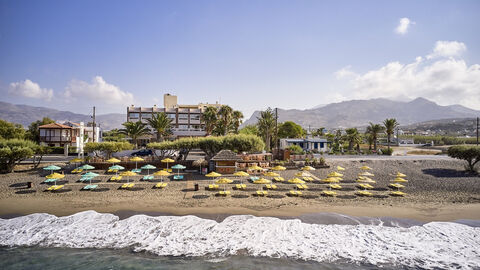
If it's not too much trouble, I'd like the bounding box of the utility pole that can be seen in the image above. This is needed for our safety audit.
[275,108,279,158]
[92,106,96,143]
[476,117,479,146]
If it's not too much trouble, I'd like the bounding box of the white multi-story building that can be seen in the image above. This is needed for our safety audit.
[127,94,222,140]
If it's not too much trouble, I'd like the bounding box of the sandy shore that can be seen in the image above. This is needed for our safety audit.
[1,158,479,222]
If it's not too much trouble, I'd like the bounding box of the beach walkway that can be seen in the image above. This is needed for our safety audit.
[184,180,195,199]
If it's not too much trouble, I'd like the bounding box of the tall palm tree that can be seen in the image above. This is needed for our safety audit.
[119,121,150,148]
[257,108,276,151]
[146,112,173,142]
[345,128,361,151]
[201,106,218,136]
[366,122,384,151]
[217,105,234,135]
[383,118,399,150]
[231,110,244,133]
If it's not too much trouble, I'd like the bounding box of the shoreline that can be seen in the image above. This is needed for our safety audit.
[1,197,479,223]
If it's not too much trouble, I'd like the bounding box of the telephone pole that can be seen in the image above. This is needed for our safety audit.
[476,117,479,146]
[92,106,96,143]
[275,108,279,158]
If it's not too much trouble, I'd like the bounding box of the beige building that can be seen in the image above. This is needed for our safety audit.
[127,94,222,140]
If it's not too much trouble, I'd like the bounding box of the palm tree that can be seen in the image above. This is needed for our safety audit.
[119,121,150,148]
[344,128,361,151]
[257,108,276,151]
[146,112,173,142]
[201,106,218,136]
[366,122,384,151]
[231,110,244,133]
[312,127,325,137]
[383,118,399,150]
[217,105,234,135]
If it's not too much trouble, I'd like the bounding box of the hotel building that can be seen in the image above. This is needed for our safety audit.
[127,94,222,140]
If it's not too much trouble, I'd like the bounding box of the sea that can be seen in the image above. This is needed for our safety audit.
[1,211,479,270]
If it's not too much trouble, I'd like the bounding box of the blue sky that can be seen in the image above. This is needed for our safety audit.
[1,0,479,118]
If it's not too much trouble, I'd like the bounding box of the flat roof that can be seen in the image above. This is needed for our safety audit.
[283,138,327,143]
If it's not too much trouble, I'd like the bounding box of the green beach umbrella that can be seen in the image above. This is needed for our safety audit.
[141,164,156,175]
[171,164,186,176]
[79,164,95,170]
[43,165,61,174]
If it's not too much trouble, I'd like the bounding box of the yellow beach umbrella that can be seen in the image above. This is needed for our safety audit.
[154,170,170,182]
[295,171,310,177]
[328,172,343,177]
[336,166,345,171]
[129,156,144,170]
[360,166,372,170]
[321,177,340,183]
[393,177,408,183]
[249,165,263,171]
[206,172,222,178]
[358,172,374,177]
[271,165,286,171]
[264,171,279,177]
[161,158,175,171]
[106,158,121,163]
[121,170,137,183]
[288,178,305,184]
[46,173,65,179]
[302,166,315,171]
[395,172,407,177]
[216,178,233,184]
[69,158,83,163]
[233,171,249,177]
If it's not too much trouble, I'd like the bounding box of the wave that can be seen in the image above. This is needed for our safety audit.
[1,211,479,269]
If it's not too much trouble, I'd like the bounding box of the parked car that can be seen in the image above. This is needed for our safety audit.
[131,149,154,156]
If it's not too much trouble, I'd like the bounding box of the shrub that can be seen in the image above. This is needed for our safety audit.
[447,145,480,172]
[287,144,304,155]
[0,139,38,172]
[84,141,134,159]
[381,148,393,156]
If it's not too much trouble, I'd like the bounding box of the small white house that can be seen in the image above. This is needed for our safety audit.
[280,137,329,152]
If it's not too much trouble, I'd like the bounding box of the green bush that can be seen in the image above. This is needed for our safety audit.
[381,148,393,155]
[287,144,304,155]
[0,139,38,172]
[84,141,134,159]
[447,145,480,172]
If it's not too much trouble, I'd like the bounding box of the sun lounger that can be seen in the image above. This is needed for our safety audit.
[218,190,231,196]
[121,183,135,189]
[296,184,309,190]
[328,184,342,190]
[289,190,302,196]
[163,168,173,172]
[256,190,268,196]
[110,175,122,181]
[43,178,57,183]
[356,190,373,197]
[142,175,154,181]
[265,184,277,190]
[357,183,374,190]
[208,184,220,190]
[82,184,98,190]
[302,177,314,182]
[235,184,247,190]
[322,190,337,197]
[107,169,118,173]
[390,191,406,197]
[71,168,83,174]
[155,182,168,189]
[388,183,405,189]
[273,177,285,182]
[173,175,184,180]
[47,185,64,191]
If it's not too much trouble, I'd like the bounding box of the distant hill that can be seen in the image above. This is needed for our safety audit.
[0,101,125,130]
[401,118,479,136]
[242,97,480,128]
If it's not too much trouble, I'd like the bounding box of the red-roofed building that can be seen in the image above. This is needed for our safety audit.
[39,123,78,147]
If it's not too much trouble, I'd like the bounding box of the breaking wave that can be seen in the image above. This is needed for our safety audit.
[1,211,479,269]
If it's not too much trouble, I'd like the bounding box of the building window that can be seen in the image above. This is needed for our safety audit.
[178,125,189,129]
[141,113,152,119]
[178,114,188,121]
[167,114,176,119]
[190,114,200,121]
[320,142,324,148]
[129,113,139,119]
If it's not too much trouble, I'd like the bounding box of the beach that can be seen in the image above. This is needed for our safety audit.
[1,158,479,221]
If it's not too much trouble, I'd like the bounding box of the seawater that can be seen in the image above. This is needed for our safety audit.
[1,211,479,269]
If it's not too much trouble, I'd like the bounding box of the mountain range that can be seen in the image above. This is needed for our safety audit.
[0,102,125,130]
[242,97,480,128]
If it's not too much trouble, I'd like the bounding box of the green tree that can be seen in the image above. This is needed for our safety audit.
[366,123,385,151]
[146,112,173,142]
[278,121,305,138]
[311,127,325,137]
[201,106,218,136]
[25,117,54,142]
[0,139,38,172]
[231,110,244,133]
[102,129,127,142]
[216,105,234,135]
[257,108,276,151]
[239,125,259,136]
[448,145,480,172]
[383,118,399,150]
[84,141,133,159]
[119,121,150,148]
[287,144,304,155]
[344,128,361,151]
[0,119,26,140]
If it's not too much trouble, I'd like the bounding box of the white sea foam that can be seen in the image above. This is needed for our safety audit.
[1,211,479,269]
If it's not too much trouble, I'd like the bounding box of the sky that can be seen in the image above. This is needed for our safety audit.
[1,0,479,118]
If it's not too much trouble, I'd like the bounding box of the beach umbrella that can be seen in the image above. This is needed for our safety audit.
[360,166,372,170]
[171,164,186,177]
[120,170,137,183]
[271,165,286,171]
[141,164,157,175]
[106,158,121,164]
[206,172,222,178]
[161,158,175,171]
[395,172,407,177]
[43,165,61,174]
[234,171,249,177]
[288,178,305,184]
[154,170,171,182]
[193,158,208,174]
[321,177,340,183]
[45,172,65,185]
[336,166,345,171]
[79,164,95,170]
[249,165,263,171]
[130,156,144,170]
[358,171,374,177]
[216,177,233,191]
[264,171,279,177]
[328,172,343,177]
[302,166,316,171]
[253,178,270,184]
[82,172,99,184]
[109,165,125,177]
[295,171,310,177]
[393,177,408,183]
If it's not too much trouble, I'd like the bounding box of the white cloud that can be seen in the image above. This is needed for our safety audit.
[427,41,467,59]
[335,41,480,109]
[64,76,134,106]
[395,17,414,35]
[8,79,54,101]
